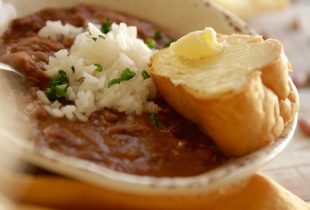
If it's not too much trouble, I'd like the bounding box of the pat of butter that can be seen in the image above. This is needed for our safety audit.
[170,27,224,59]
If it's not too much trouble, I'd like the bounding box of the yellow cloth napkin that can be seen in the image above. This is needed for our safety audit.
[3,173,310,210]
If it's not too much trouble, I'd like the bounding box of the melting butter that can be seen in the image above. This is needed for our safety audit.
[170,27,224,60]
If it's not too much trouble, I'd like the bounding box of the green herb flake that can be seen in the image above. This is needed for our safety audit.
[92,37,97,41]
[46,70,69,101]
[52,70,68,85]
[154,29,162,39]
[108,68,136,88]
[120,68,136,81]
[145,38,156,49]
[164,38,177,48]
[98,35,105,39]
[141,70,150,80]
[149,113,159,127]
[46,87,57,101]
[71,66,75,73]
[94,64,103,72]
[55,84,68,98]
[108,78,121,88]
[101,19,111,34]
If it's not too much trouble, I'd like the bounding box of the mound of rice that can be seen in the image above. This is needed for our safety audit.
[0,0,16,34]
[38,20,83,40]
[37,21,159,121]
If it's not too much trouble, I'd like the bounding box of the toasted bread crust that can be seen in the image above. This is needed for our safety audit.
[150,36,298,156]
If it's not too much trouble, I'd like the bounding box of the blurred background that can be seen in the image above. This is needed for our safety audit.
[213,0,310,202]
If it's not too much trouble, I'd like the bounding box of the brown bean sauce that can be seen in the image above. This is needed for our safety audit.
[0,4,227,177]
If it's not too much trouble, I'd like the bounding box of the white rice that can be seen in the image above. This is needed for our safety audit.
[38,21,159,121]
[0,0,16,34]
[38,20,83,40]
[44,105,65,118]
[36,90,50,105]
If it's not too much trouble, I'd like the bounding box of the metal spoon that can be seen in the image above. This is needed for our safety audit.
[0,62,24,78]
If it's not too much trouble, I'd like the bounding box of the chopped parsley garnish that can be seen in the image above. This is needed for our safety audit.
[145,38,156,49]
[101,19,111,34]
[108,68,136,88]
[120,68,136,80]
[94,64,103,72]
[92,35,105,41]
[149,113,159,127]
[46,70,69,101]
[56,70,67,83]
[71,66,75,73]
[55,84,68,98]
[141,70,150,80]
[164,38,177,47]
[108,78,122,87]
[154,29,162,39]
[98,35,105,39]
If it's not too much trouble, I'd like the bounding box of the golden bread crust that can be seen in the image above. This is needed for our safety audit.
[150,35,299,156]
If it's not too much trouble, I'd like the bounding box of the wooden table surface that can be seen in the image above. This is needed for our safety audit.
[248,0,310,202]
[261,88,310,202]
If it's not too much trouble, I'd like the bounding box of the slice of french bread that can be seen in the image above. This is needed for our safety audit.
[150,34,298,156]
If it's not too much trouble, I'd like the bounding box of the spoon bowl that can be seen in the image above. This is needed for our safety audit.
[0,62,24,78]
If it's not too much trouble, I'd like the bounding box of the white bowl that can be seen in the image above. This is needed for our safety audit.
[0,0,298,209]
